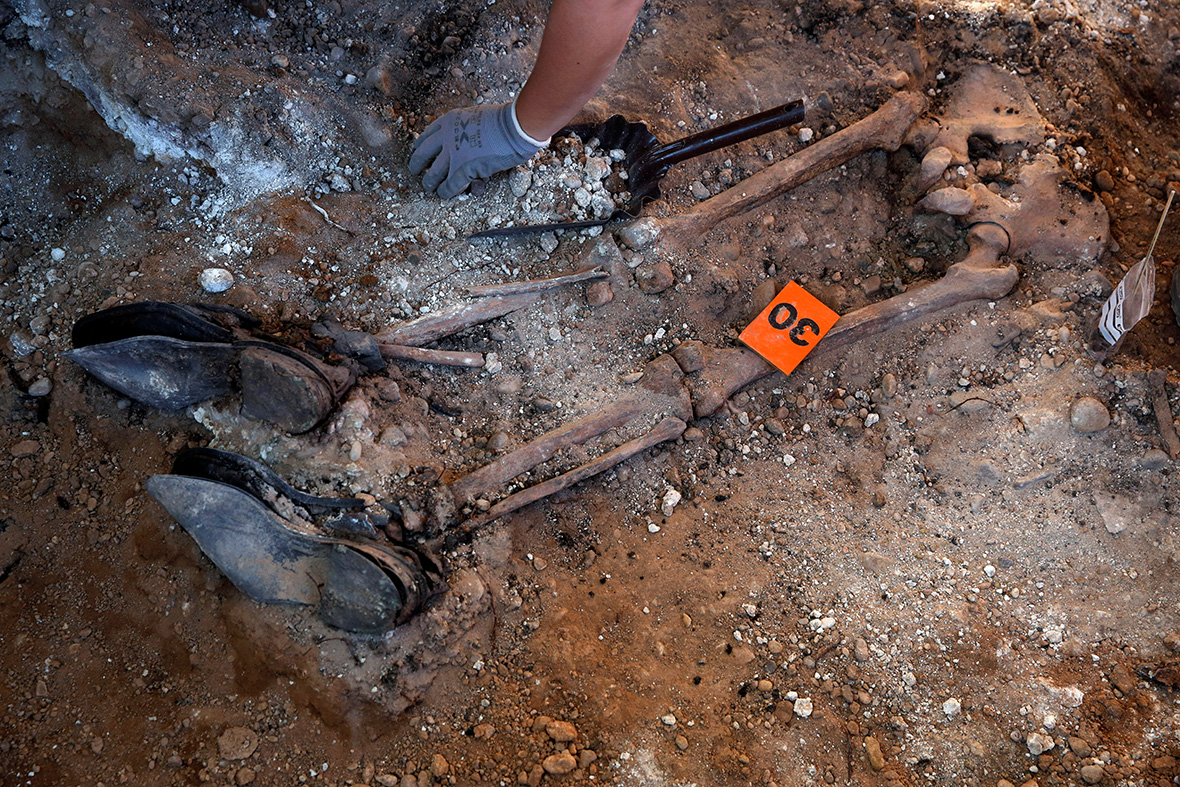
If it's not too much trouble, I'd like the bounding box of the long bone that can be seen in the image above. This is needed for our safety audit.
[430,355,692,527]
[685,223,1015,417]
[623,92,928,252]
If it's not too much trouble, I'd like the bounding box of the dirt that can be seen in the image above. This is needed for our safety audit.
[3,0,1180,786]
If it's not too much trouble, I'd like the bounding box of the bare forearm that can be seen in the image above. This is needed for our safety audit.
[515,0,645,140]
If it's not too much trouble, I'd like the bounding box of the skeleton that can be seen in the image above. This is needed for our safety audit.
[378,65,1108,530]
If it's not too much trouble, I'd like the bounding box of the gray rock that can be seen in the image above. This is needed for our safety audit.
[27,378,52,397]
[690,180,710,199]
[1140,448,1170,469]
[1093,491,1136,535]
[1070,396,1110,433]
[509,168,533,198]
[1080,764,1105,784]
[9,332,36,356]
[618,218,660,250]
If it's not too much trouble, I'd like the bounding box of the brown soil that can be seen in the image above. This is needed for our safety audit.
[2,1,1180,786]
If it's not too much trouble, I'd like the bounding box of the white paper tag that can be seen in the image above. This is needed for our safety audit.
[1098,256,1155,345]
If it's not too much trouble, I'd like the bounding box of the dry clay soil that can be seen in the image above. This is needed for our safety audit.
[3,0,1180,786]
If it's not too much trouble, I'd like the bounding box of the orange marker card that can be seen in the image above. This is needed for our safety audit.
[739,282,840,377]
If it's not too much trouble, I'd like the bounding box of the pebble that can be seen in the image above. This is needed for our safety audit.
[539,232,559,254]
[50,247,65,261]
[942,698,961,717]
[587,281,613,307]
[27,378,52,397]
[798,127,814,143]
[542,752,577,776]
[235,767,256,785]
[1026,731,1055,755]
[1080,764,1105,784]
[1139,448,1169,469]
[1070,396,1110,433]
[920,187,974,215]
[661,488,681,516]
[430,754,449,777]
[618,218,660,250]
[675,735,688,750]
[9,332,36,357]
[661,714,677,727]
[509,168,533,197]
[1094,169,1116,192]
[689,180,710,199]
[917,146,953,192]
[546,719,578,742]
[864,736,885,771]
[635,260,674,294]
[793,698,813,718]
[217,727,258,760]
[1164,631,1180,653]
[10,439,39,458]
[854,637,870,662]
[199,267,234,293]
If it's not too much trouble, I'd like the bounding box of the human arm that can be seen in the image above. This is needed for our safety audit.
[409,0,645,198]
[514,0,647,139]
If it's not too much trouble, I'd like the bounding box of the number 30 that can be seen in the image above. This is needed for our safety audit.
[768,302,820,347]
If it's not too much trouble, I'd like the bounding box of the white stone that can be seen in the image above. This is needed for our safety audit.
[793,698,813,718]
[1026,731,1055,755]
[50,247,65,261]
[942,697,961,717]
[199,267,234,293]
[661,488,682,517]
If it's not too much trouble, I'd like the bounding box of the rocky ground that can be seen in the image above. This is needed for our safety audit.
[2,0,1180,786]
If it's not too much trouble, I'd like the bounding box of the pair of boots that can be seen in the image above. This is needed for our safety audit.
[67,302,436,633]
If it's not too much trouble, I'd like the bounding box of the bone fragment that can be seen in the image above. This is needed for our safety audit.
[464,266,607,298]
[448,394,650,504]
[641,92,928,248]
[376,291,539,347]
[687,223,1017,418]
[1148,369,1180,460]
[377,343,485,368]
[470,417,686,526]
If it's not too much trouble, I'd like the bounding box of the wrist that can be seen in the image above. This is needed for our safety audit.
[509,98,550,148]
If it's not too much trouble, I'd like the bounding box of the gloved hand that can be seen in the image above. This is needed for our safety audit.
[409,102,546,199]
